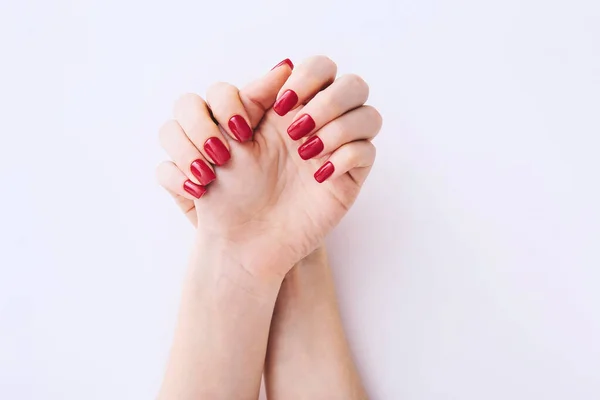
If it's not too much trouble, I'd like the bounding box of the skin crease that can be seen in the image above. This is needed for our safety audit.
[157,56,381,399]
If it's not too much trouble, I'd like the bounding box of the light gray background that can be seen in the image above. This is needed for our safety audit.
[1,0,599,399]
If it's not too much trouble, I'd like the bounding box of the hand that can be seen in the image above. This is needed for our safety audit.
[156,56,382,278]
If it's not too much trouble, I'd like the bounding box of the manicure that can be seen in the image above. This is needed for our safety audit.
[190,159,216,186]
[298,136,324,160]
[271,58,294,71]
[314,161,335,183]
[228,115,253,142]
[288,114,316,140]
[183,180,207,199]
[273,89,298,116]
[204,137,231,166]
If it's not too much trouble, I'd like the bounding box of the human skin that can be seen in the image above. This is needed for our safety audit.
[265,247,368,400]
[156,56,381,399]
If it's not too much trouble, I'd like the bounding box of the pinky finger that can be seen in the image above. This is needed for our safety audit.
[156,161,204,226]
[314,140,376,185]
[156,161,207,200]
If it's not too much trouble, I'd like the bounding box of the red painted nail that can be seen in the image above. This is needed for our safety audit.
[298,136,324,160]
[288,114,316,140]
[228,115,253,142]
[271,58,294,70]
[273,89,298,116]
[314,161,335,183]
[190,159,216,186]
[204,137,231,166]
[183,180,206,198]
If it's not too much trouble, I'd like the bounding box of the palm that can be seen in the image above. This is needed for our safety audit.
[194,106,363,266]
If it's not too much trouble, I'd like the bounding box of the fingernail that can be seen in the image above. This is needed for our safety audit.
[228,115,253,142]
[183,180,207,199]
[314,161,335,183]
[298,136,324,160]
[273,89,298,116]
[271,58,294,70]
[288,114,316,140]
[190,159,216,186]
[204,137,231,166]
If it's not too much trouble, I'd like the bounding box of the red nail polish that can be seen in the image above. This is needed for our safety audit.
[271,58,294,70]
[204,137,231,166]
[298,136,324,160]
[190,159,216,186]
[228,115,253,142]
[314,161,335,183]
[288,114,316,140]
[273,90,298,116]
[183,180,206,198]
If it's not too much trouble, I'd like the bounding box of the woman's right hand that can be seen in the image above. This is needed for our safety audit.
[156,56,382,278]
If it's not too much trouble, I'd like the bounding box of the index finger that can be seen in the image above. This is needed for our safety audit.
[272,55,338,117]
[239,58,294,127]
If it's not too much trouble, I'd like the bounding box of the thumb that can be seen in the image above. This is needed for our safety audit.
[239,59,293,127]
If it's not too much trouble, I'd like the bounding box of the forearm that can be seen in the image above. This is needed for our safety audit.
[159,236,283,400]
[264,247,367,400]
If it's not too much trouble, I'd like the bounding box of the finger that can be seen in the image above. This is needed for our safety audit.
[272,55,337,117]
[297,106,382,160]
[206,82,253,142]
[287,74,370,141]
[239,58,294,127]
[313,140,376,185]
[156,161,200,226]
[158,119,217,186]
[156,160,206,204]
[174,93,231,166]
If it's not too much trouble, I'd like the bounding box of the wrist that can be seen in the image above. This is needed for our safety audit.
[280,246,331,297]
[190,232,288,292]
[293,245,328,271]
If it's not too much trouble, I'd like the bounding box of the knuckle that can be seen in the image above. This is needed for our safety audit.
[176,92,205,109]
[205,82,240,113]
[174,93,206,120]
[347,148,362,166]
[310,55,338,74]
[206,81,235,98]
[364,105,383,129]
[349,141,375,166]
[342,74,369,99]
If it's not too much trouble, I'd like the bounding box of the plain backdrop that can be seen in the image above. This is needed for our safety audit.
[1,0,599,399]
